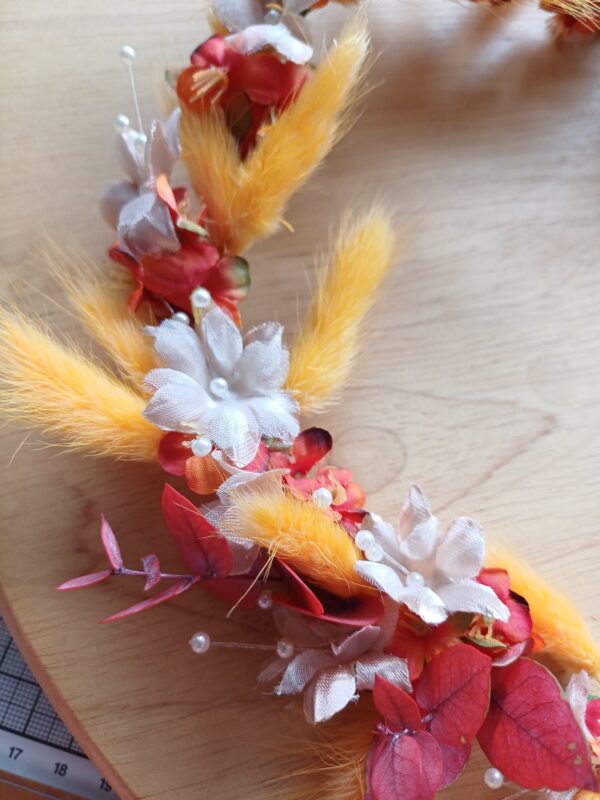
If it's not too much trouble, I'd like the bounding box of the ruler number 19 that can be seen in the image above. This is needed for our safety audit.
[8,746,23,760]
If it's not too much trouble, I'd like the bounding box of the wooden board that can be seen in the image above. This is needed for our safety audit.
[1,1,600,798]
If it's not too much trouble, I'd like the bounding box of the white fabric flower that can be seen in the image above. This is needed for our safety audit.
[260,608,410,724]
[143,306,299,467]
[354,485,509,626]
[100,109,181,259]
[213,0,313,64]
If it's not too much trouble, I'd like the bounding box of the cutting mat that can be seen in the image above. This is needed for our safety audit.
[0,618,117,800]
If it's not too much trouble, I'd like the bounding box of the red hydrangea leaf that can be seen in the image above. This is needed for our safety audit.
[415,642,492,747]
[161,484,232,579]
[437,741,471,789]
[586,698,600,738]
[290,428,333,474]
[57,570,112,590]
[477,658,596,791]
[158,432,191,476]
[271,558,325,617]
[141,554,161,591]
[100,515,123,570]
[100,578,198,623]
[413,731,444,797]
[373,675,423,732]
[367,731,441,800]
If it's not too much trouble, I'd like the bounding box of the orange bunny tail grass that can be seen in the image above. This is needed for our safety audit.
[488,544,600,679]
[0,310,161,461]
[540,0,600,27]
[284,700,377,800]
[286,207,397,415]
[42,243,157,388]
[220,477,371,598]
[181,17,371,254]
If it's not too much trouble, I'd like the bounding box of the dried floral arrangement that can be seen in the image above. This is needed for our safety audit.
[1,2,600,800]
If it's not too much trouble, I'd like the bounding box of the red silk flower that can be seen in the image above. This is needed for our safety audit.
[177,36,309,157]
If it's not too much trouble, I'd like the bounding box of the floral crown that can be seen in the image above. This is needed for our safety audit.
[1,3,600,800]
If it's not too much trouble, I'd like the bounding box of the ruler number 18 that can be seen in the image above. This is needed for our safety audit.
[8,746,23,760]
[54,761,68,776]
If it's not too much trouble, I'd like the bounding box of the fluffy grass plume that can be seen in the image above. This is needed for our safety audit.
[221,483,372,598]
[286,208,397,415]
[540,0,600,25]
[42,244,157,388]
[180,17,370,254]
[0,311,161,461]
[488,544,600,678]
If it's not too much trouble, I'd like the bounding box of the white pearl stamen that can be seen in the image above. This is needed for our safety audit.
[190,631,211,654]
[191,436,212,458]
[210,377,229,398]
[312,487,333,508]
[483,768,504,790]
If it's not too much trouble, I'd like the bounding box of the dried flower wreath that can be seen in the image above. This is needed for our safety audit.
[1,3,600,800]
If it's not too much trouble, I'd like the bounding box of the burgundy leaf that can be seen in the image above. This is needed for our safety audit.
[100,515,123,570]
[477,658,596,791]
[374,675,423,732]
[57,570,112,590]
[99,578,198,623]
[141,553,161,591]
[272,559,325,616]
[161,484,232,578]
[415,643,492,747]
[437,740,471,789]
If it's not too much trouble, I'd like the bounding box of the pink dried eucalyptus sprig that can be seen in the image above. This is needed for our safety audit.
[57,485,254,623]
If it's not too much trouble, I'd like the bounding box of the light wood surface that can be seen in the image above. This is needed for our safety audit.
[2,1,600,798]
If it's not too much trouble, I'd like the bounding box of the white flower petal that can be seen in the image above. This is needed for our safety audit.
[566,671,591,736]
[396,586,448,626]
[436,580,509,622]
[436,516,485,580]
[202,402,260,466]
[117,190,180,259]
[332,626,381,662]
[303,665,357,724]
[116,126,145,184]
[147,319,210,387]
[276,650,336,695]
[354,561,405,602]
[245,393,299,442]
[213,0,263,31]
[143,377,211,432]
[362,513,401,558]
[226,23,313,64]
[354,654,411,692]
[100,181,138,230]
[398,484,439,563]
[233,326,289,395]
[258,657,287,685]
[145,118,178,185]
[201,305,243,378]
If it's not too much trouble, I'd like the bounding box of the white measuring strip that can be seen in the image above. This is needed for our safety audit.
[0,728,116,799]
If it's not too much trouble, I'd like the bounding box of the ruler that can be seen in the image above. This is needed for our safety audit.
[0,617,118,800]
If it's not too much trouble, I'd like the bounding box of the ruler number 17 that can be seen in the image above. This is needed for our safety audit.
[8,746,23,760]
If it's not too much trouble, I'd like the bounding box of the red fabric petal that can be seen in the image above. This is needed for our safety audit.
[477,568,510,602]
[586,698,600,738]
[289,427,333,474]
[158,432,192,476]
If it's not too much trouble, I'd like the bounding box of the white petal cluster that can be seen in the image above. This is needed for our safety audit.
[143,306,299,467]
[213,0,314,64]
[355,485,510,626]
[101,109,181,259]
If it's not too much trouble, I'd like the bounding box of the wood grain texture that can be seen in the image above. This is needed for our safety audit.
[1,1,600,798]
